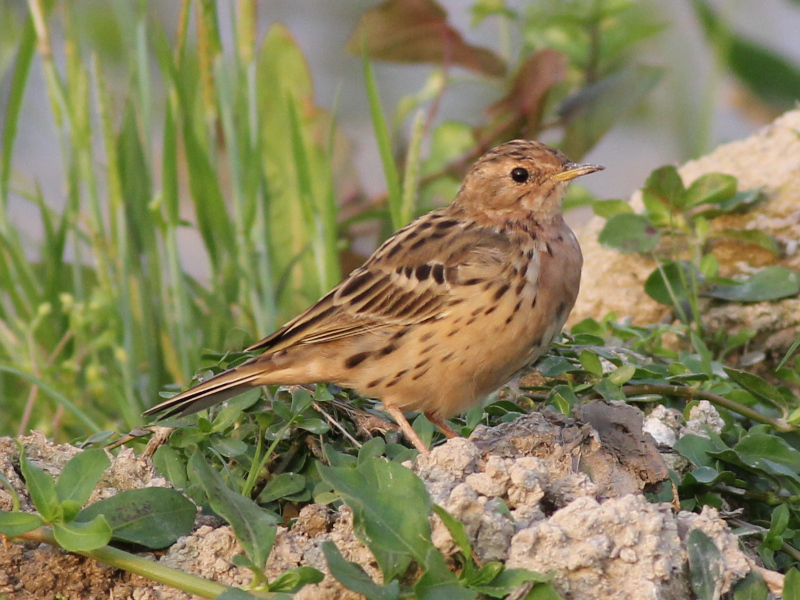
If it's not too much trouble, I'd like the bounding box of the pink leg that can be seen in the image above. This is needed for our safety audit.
[425,412,460,439]
[384,405,430,455]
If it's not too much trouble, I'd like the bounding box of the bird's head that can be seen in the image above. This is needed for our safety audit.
[453,140,603,224]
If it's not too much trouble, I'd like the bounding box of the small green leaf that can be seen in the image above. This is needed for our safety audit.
[687,529,722,600]
[579,349,603,377]
[75,487,196,549]
[643,165,686,209]
[152,445,189,489]
[704,266,800,302]
[733,570,768,600]
[412,413,435,449]
[645,261,705,307]
[322,541,400,600]
[258,473,306,503]
[432,505,471,562]
[708,229,779,255]
[763,504,790,551]
[358,437,387,463]
[189,451,280,570]
[0,511,44,537]
[53,515,112,552]
[0,470,20,511]
[684,173,737,208]
[608,364,635,386]
[291,387,314,413]
[55,448,110,510]
[592,199,633,218]
[415,546,477,600]
[19,446,60,522]
[598,213,661,254]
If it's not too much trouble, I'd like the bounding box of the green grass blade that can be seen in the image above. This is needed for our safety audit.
[362,51,402,229]
[0,365,102,432]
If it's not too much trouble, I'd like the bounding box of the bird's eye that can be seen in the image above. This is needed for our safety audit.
[510,167,529,183]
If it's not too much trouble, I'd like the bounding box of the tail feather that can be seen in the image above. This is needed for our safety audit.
[143,368,263,419]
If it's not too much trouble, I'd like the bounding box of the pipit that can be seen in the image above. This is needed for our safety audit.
[144,140,602,453]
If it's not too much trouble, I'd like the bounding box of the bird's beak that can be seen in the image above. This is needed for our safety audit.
[552,162,604,182]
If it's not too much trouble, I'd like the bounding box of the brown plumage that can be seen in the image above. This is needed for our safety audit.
[143,140,603,453]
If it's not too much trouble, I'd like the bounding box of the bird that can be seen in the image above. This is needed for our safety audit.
[144,140,603,454]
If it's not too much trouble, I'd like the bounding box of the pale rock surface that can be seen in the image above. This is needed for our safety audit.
[570,108,800,362]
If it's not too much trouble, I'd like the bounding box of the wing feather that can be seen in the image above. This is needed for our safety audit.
[246,210,512,355]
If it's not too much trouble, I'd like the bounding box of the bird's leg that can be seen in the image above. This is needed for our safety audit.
[383,405,430,455]
[425,412,460,439]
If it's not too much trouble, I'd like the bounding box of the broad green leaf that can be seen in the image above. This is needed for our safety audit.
[592,199,633,218]
[733,570,768,600]
[708,229,779,255]
[53,515,112,552]
[415,546,476,600]
[645,261,705,307]
[733,432,800,474]
[258,473,306,503]
[470,568,552,598]
[675,434,724,468]
[785,568,800,600]
[358,437,387,464]
[536,356,578,377]
[704,266,800,302]
[189,451,279,570]
[560,65,664,160]
[55,448,110,509]
[598,213,661,254]
[0,511,44,537]
[723,368,787,409]
[75,487,196,549]
[693,0,800,109]
[19,447,60,522]
[412,413,435,449]
[432,505,472,561]
[526,583,565,600]
[318,457,433,581]
[684,173,737,208]
[322,541,400,600]
[465,562,503,587]
[687,529,721,600]
[268,566,324,593]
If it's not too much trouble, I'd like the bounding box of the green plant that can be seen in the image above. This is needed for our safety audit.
[597,166,799,331]
[0,446,253,598]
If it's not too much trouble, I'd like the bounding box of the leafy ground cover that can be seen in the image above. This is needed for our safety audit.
[2,1,800,598]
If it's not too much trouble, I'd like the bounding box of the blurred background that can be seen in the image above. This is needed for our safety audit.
[1,0,799,439]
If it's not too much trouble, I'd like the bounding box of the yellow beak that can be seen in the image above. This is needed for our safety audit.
[552,162,604,182]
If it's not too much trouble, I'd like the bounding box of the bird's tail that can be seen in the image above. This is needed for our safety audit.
[143,363,265,420]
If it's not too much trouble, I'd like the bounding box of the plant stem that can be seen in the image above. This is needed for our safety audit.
[19,527,236,598]
[620,384,794,432]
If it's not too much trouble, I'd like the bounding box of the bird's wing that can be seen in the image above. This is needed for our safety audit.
[247,211,513,354]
